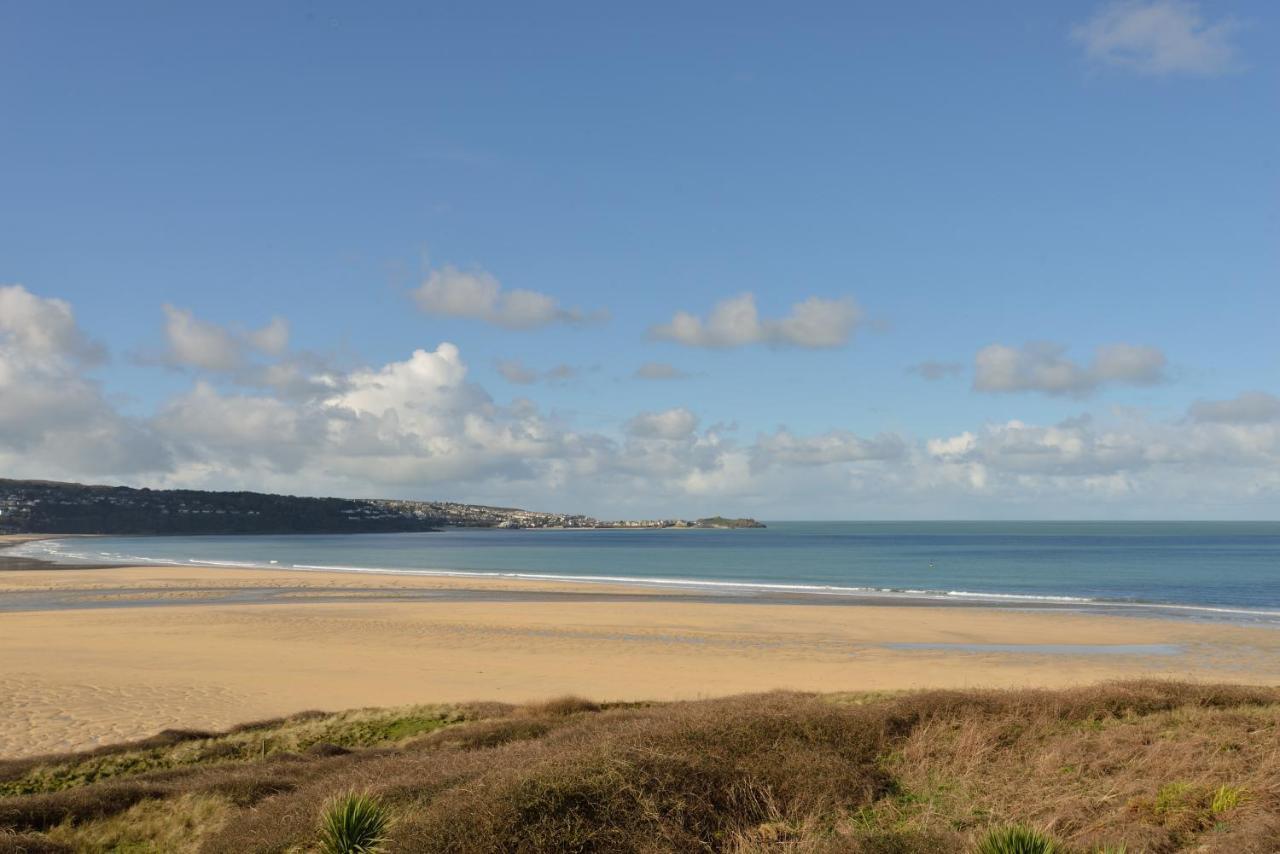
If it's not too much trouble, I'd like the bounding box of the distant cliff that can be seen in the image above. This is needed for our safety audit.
[0,479,764,535]
[694,516,767,529]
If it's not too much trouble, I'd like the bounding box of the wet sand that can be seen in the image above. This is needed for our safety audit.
[2,556,1278,758]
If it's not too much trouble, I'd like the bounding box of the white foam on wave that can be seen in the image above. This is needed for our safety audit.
[13,537,1280,622]
[946,590,1093,603]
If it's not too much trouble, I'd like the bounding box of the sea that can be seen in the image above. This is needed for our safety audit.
[12,522,1280,624]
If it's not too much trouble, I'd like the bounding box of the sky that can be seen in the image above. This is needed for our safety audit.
[1,1,1277,519]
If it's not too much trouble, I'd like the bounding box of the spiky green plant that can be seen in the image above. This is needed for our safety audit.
[1211,784,1245,814]
[975,825,1060,854]
[318,791,390,854]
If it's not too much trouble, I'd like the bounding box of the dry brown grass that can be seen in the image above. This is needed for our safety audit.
[0,681,1276,853]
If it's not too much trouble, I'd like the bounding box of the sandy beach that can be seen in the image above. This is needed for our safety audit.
[3,547,1279,759]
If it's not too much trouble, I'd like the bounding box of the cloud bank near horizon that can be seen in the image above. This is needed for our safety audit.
[1,284,1276,518]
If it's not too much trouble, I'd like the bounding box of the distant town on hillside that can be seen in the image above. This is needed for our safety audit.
[0,479,764,535]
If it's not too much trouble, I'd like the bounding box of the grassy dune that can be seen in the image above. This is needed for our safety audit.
[1,682,1277,853]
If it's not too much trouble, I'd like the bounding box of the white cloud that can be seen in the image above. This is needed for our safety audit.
[926,432,977,459]
[0,284,105,363]
[247,317,290,356]
[412,265,604,330]
[650,293,862,349]
[1189,391,1280,424]
[927,417,1151,477]
[624,408,699,440]
[1071,1,1241,76]
[973,342,1166,397]
[162,305,290,372]
[753,428,905,467]
[156,381,319,473]
[0,286,164,477]
[5,288,1279,519]
[329,343,477,424]
[633,361,690,381]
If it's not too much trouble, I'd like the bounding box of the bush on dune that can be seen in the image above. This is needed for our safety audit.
[1,681,1278,853]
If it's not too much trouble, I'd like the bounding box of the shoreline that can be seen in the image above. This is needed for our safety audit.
[2,560,1280,758]
[8,533,1280,626]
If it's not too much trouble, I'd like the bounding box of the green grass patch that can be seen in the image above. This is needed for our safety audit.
[0,706,466,797]
[975,825,1060,853]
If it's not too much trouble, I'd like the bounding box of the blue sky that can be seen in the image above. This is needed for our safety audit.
[1,1,1277,518]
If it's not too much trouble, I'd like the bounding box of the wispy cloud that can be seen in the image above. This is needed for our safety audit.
[650,293,862,349]
[908,361,965,381]
[1189,391,1280,424]
[161,305,288,373]
[496,358,578,385]
[1071,1,1242,76]
[633,361,691,381]
[972,342,1166,397]
[412,265,607,330]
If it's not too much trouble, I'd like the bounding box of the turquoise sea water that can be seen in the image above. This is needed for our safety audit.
[15,522,1280,622]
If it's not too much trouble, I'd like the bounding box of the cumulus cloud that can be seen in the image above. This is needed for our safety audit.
[973,342,1166,397]
[155,381,320,473]
[924,411,1280,497]
[624,408,700,440]
[0,285,165,477]
[154,343,583,488]
[247,317,290,356]
[633,361,690,381]
[1071,1,1241,76]
[908,361,964,381]
[927,416,1148,477]
[650,293,862,349]
[0,285,105,364]
[1189,391,1280,424]
[412,265,605,330]
[162,305,290,372]
[152,306,344,400]
[5,287,1279,518]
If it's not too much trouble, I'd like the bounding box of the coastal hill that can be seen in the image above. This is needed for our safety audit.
[0,479,764,535]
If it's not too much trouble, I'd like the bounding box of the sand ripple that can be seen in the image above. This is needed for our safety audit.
[0,675,257,758]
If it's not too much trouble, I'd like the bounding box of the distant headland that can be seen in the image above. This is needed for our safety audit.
[0,479,763,535]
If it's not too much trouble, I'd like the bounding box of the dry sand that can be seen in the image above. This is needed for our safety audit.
[2,559,1279,758]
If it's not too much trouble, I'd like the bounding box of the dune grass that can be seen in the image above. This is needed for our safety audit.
[974,825,1060,853]
[0,705,469,798]
[0,683,1276,852]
